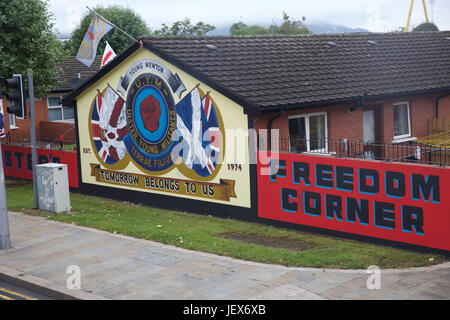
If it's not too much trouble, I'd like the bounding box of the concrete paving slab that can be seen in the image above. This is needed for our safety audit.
[0,212,448,300]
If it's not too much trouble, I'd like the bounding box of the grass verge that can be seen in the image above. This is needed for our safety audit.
[5,179,447,269]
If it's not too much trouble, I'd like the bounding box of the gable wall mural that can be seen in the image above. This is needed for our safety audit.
[75,49,251,208]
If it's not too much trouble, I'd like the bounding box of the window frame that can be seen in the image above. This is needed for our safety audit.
[9,113,17,129]
[393,101,411,140]
[47,96,74,122]
[288,111,328,153]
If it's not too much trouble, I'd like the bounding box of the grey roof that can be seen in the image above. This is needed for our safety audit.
[142,32,450,111]
[53,56,102,93]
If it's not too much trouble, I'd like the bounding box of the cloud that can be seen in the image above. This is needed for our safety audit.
[47,0,450,35]
[65,5,83,33]
[366,4,387,32]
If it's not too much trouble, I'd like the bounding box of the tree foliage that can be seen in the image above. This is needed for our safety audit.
[269,12,309,35]
[413,22,439,32]
[153,18,215,36]
[64,6,150,56]
[230,12,310,36]
[0,0,64,98]
[230,22,269,35]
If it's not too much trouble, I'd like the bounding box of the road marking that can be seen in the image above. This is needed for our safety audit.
[0,286,37,300]
[0,293,14,300]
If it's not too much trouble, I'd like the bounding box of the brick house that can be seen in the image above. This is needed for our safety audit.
[1,56,101,145]
[139,32,450,158]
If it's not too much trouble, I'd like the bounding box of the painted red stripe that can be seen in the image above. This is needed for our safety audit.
[91,123,101,138]
[102,51,113,66]
[101,149,107,161]
[97,93,102,111]
[207,161,214,173]
[204,96,210,117]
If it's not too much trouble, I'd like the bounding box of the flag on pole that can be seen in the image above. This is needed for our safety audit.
[76,14,114,67]
[100,41,117,68]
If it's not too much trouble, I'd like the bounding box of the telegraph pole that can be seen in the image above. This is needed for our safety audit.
[28,69,38,209]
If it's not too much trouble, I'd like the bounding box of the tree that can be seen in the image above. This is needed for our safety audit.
[413,22,439,32]
[64,6,150,56]
[0,0,64,98]
[268,12,309,35]
[230,22,269,35]
[154,18,215,36]
[229,12,310,36]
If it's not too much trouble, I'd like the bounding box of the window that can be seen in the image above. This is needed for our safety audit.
[288,112,327,153]
[47,97,74,121]
[9,113,16,129]
[393,102,411,139]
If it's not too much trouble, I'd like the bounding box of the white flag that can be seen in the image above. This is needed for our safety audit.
[100,41,116,68]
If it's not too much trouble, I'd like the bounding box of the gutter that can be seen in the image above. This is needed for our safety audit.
[267,110,283,150]
[259,87,450,114]
[435,92,450,118]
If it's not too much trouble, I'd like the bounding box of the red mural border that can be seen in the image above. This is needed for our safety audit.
[257,152,450,252]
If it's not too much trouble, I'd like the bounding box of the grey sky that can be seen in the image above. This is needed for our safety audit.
[48,0,450,35]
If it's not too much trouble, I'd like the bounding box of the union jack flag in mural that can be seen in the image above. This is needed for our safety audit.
[91,88,128,164]
[176,88,221,177]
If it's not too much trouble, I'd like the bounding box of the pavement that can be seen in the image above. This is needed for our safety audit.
[0,211,449,300]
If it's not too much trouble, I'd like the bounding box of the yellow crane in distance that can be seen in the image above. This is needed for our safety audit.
[405,0,430,32]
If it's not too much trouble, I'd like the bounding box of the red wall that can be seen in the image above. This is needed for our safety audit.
[257,151,450,252]
[1,144,79,188]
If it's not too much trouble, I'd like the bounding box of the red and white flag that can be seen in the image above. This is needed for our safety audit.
[100,41,116,68]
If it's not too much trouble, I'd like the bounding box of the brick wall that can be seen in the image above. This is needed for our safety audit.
[254,93,444,146]
[39,121,76,142]
[1,95,76,143]
[438,94,450,118]
[255,104,364,146]
[1,98,48,138]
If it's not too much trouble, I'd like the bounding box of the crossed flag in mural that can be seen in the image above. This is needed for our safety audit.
[175,87,221,177]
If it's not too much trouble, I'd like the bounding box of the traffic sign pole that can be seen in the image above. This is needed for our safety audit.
[0,142,11,250]
[28,69,38,209]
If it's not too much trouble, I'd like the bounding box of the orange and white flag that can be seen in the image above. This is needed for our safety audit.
[100,41,116,68]
[76,14,114,67]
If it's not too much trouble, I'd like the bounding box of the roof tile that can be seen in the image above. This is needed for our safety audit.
[141,32,450,109]
[53,56,102,93]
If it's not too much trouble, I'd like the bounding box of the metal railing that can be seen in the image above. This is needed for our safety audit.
[268,136,449,167]
[1,131,77,152]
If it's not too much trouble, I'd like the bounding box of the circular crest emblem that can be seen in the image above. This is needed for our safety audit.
[123,73,177,173]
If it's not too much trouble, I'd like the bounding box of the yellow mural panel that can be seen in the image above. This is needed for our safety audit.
[76,48,251,208]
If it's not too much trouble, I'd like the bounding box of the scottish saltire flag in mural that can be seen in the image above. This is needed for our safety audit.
[76,14,114,67]
[176,88,221,177]
[91,88,128,164]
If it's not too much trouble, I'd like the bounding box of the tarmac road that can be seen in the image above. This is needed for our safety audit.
[0,279,53,300]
